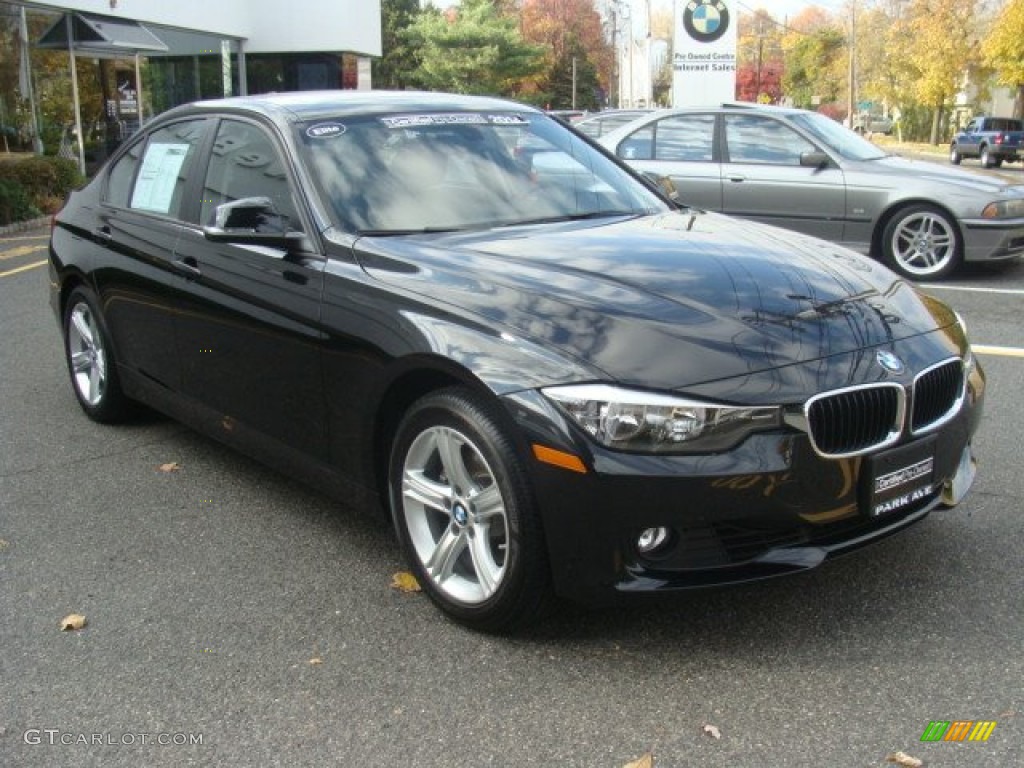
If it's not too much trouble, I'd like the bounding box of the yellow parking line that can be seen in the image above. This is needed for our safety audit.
[0,234,49,243]
[0,244,45,260]
[973,345,1024,358]
[0,260,47,278]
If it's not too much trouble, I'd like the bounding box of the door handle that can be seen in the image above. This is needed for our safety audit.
[726,175,747,183]
[94,226,112,243]
[170,256,202,279]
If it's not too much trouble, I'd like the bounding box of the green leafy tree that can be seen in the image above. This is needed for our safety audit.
[981,0,1024,118]
[406,0,544,96]
[781,24,846,110]
[374,0,423,90]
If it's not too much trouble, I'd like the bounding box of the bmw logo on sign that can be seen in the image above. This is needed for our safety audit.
[684,0,731,44]
[876,350,905,375]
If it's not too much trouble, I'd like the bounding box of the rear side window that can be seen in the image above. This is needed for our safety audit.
[654,115,715,162]
[125,120,208,217]
[106,141,143,208]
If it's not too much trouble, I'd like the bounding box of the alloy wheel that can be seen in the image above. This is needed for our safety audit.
[401,425,509,604]
[67,302,108,407]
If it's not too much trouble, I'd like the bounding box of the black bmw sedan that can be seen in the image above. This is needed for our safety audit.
[49,91,984,632]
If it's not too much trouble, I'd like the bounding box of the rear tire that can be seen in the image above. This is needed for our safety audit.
[980,145,996,168]
[62,286,135,423]
[388,387,552,633]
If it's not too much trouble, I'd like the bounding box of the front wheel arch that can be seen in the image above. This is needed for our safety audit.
[372,363,499,513]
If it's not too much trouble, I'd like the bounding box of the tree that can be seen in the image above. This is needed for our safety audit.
[906,0,977,143]
[737,8,784,103]
[406,0,544,96]
[520,0,611,107]
[781,24,845,110]
[982,0,1024,118]
[373,0,423,90]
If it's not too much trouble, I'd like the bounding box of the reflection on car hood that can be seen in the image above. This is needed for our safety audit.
[852,155,1024,196]
[357,211,956,391]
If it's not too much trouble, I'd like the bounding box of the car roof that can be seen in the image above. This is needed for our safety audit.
[160,90,542,125]
[595,101,815,145]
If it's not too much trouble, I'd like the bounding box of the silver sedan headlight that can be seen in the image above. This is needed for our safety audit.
[542,384,781,453]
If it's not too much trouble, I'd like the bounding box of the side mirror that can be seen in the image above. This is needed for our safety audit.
[799,151,831,170]
[202,197,303,249]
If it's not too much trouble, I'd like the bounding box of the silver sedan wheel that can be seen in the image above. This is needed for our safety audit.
[401,425,509,604]
[887,209,958,278]
[67,302,108,407]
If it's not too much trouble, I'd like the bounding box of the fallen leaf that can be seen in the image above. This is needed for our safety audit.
[158,462,181,473]
[309,657,323,665]
[886,751,923,767]
[391,571,421,593]
[60,614,87,631]
[622,753,653,768]
[702,723,722,740]
[0,538,9,551]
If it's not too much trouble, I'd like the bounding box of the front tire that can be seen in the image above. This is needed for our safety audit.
[388,387,551,632]
[881,204,962,281]
[949,144,962,165]
[63,286,134,422]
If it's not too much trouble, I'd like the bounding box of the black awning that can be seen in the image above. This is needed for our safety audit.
[36,12,168,53]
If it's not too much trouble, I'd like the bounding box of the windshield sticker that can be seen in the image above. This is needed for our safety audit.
[306,122,346,139]
[380,113,529,129]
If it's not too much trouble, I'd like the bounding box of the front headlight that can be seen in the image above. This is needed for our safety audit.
[981,199,1024,219]
[541,384,781,454]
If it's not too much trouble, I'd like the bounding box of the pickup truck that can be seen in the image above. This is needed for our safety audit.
[950,116,1024,168]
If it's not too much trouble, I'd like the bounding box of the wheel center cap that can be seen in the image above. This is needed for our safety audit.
[452,503,469,527]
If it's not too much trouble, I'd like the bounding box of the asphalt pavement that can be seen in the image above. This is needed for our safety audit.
[1,225,1022,768]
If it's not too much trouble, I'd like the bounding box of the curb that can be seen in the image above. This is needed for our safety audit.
[0,215,51,237]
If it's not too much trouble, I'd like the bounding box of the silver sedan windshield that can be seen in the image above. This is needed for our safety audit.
[295,111,665,233]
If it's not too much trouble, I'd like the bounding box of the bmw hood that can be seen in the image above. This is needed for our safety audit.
[356,211,959,393]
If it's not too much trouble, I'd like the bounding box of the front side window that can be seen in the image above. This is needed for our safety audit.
[724,115,815,165]
[296,111,665,233]
[200,120,302,231]
[126,120,208,217]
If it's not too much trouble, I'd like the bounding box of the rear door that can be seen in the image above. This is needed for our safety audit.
[611,113,722,211]
[94,118,211,391]
[171,117,329,462]
[720,113,846,242]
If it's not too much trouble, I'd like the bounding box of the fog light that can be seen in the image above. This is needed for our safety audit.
[637,526,670,554]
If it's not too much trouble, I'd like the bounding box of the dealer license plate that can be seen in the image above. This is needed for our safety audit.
[863,437,937,517]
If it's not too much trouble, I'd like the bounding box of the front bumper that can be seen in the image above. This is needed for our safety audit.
[962,216,1024,263]
[503,356,985,605]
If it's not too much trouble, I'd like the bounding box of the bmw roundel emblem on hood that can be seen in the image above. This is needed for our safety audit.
[876,350,905,374]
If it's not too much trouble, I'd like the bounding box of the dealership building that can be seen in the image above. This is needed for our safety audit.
[7,0,382,167]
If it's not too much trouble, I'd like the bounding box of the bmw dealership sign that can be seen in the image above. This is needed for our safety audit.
[673,0,737,106]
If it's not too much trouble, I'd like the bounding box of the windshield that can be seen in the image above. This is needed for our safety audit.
[295,111,666,233]
[790,112,888,161]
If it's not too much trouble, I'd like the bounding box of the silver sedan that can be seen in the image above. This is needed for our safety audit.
[599,103,1024,280]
